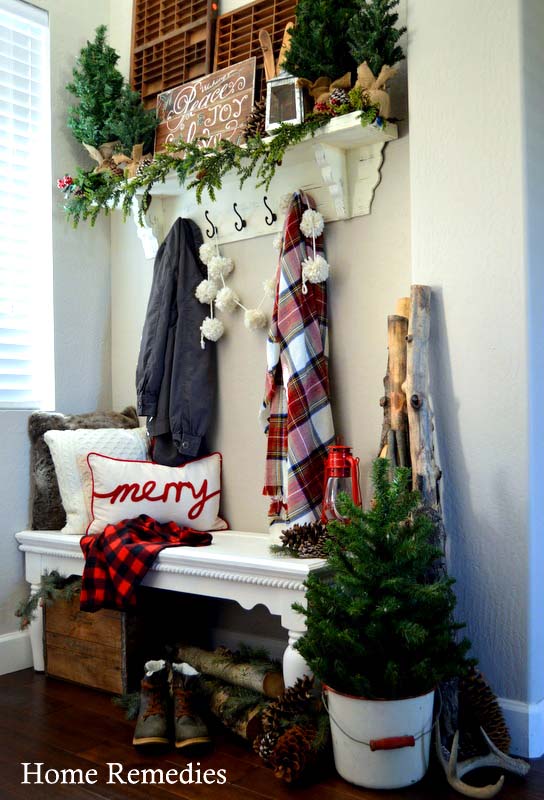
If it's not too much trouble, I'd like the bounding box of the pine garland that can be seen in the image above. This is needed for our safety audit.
[15,571,81,630]
[60,104,381,229]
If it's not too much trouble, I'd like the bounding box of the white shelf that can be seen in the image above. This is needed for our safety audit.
[131,112,398,257]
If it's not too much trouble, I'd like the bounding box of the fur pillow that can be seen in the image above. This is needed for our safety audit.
[28,407,140,530]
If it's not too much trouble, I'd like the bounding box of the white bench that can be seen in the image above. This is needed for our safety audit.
[15,530,327,686]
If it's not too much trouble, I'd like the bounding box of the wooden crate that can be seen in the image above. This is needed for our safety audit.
[45,595,138,694]
[214,0,297,102]
[130,0,217,110]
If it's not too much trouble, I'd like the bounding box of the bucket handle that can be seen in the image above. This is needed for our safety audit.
[321,689,440,751]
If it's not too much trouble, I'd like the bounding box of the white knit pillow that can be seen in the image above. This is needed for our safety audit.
[44,427,148,534]
[86,452,227,535]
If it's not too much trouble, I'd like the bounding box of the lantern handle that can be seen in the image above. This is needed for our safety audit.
[347,454,362,507]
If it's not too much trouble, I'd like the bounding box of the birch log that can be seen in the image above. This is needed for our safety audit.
[403,285,439,507]
[388,314,409,468]
[200,677,266,741]
[177,645,284,698]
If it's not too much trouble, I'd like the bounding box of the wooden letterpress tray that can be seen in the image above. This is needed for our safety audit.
[214,0,297,102]
[131,0,217,110]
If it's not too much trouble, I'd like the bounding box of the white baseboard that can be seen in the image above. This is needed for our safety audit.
[500,696,544,758]
[0,629,33,676]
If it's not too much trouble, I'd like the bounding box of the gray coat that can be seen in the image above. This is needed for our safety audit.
[136,218,216,464]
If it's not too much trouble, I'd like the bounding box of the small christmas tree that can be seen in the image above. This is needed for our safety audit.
[106,84,157,155]
[294,459,472,699]
[282,0,359,82]
[66,25,124,148]
[348,0,406,75]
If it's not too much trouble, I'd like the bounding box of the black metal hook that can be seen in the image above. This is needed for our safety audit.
[263,196,277,226]
[233,202,247,232]
[204,209,218,239]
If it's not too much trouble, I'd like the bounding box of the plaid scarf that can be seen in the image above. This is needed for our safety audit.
[261,192,334,526]
[80,515,212,612]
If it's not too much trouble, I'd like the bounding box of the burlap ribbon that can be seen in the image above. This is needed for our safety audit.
[297,72,352,105]
[112,144,152,178]
[355,61,397,119]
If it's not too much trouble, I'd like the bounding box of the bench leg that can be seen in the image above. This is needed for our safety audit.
[29,583,45,673]
[283,630,312,687]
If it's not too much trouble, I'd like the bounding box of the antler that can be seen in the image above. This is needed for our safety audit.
[435,722,530,798]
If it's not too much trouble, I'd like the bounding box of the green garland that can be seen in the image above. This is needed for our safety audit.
[15,571,81,630]
[61,95,381,229]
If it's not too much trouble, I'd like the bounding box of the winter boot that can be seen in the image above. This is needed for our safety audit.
[172,662,211,749]
[132,660,170,746]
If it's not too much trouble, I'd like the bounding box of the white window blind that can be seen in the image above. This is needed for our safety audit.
[0,0,54,409]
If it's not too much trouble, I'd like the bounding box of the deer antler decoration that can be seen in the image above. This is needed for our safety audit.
[435,722,530,798]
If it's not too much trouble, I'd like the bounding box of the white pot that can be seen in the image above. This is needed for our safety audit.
[324,684,435,789]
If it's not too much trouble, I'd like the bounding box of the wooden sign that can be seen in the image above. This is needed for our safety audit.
[155,57,256,152]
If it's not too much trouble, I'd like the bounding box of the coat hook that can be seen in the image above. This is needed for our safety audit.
[233,202,247,232]
[263,196,277,226]
[204,209,218,239]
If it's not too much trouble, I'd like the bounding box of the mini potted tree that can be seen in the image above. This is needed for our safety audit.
[294,458,472,789]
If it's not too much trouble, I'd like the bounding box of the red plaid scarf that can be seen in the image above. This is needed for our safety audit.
[80,515,212,612]
[261,192,334,526]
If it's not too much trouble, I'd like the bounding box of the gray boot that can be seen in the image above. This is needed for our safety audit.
[132,660,170,746]
[172,662,211,749]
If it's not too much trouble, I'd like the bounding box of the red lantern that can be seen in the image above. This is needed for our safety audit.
[321,445,362,522]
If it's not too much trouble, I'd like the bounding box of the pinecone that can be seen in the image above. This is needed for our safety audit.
[261,703,283,734]
[254,730,279,763]
[110,164,124,178]
[280,521,329,558]
[135,156,152,177]
[242,99,266,141]
[329,88,349,106]
[270,724,317,783]
[458,668,511,755]
[273,676,315,717]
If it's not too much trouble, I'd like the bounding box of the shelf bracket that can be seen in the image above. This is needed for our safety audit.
[313,143,349,219]
[131,197,163,260]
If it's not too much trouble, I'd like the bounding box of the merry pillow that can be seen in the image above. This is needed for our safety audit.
[87,452,228,535]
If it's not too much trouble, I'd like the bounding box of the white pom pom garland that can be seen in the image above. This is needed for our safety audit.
[199,242,216,265]
[208,255,234,281]
[263,277,277,298]
[215,286,239,314]
[195,279,219,304]
[200,316,224,348]
[300,209,324,238]
[272,232,283,251]
[301,254,330,294]
[196,194,327,347]
[244,308,268,330]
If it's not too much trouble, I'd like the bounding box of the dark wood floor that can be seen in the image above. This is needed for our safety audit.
[0,669,542,799]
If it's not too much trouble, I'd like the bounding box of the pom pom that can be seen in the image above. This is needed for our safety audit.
[199,242,216,265]
[301,255,329,292]
[300,209,324,238]
[200,316,224,344]
[215,286,239,314]
[208,255,234,281]
[279,193,292,214]
[263,277,276,298]
[244,308,267,330]
[57,175,73,190]
[195,279,218,304]
[272,233,283,251]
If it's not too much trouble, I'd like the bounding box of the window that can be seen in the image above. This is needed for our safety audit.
[0,0,53,409]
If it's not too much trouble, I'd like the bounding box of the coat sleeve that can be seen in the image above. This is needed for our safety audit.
[168,221,216,458]
[136,243,176,417]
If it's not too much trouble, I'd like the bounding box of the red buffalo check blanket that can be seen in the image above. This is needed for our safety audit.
[260,191,334,529]
[80,515,212,612]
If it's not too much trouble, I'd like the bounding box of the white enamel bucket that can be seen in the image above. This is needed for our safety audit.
[323,685,435,789]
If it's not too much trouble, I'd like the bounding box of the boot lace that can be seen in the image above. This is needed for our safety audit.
[174,687,195,720]
[142,682,166,721]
